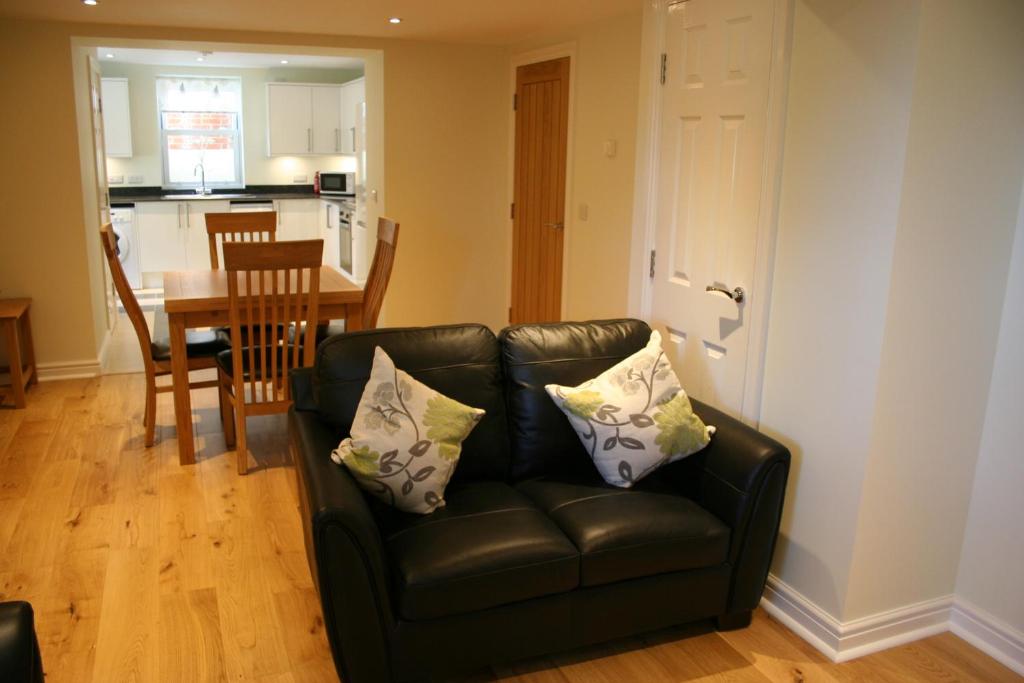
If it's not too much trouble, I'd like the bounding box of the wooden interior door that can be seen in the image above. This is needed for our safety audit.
[510,57,570,324]
[650,0,776,419]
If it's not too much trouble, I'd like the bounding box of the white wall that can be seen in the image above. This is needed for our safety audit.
[954,180,1024,635]
[757,0,921,618]
[100,62,362,188]
[844,0,1024,620]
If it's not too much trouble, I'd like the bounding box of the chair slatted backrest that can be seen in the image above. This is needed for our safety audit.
[222,240,323,406]
[361,217,400,329]
[99,224,155,373]
[205,211,277,269]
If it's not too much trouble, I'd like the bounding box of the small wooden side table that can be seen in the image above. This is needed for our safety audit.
[0,298,37,409]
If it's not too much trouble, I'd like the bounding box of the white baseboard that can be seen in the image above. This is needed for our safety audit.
[950,598,1024,676]
[760,574,1023,667]
[37,358,102,381]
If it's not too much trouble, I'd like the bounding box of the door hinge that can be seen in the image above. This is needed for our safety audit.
[513,93,518,111]
[510,202,515,219]
[649,250,657,278]
[660,53,667,85]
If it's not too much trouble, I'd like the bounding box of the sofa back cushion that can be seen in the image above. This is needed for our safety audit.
[314,325,510,482]
[500,319,652,481]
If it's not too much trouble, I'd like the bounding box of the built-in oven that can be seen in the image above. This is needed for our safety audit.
[319,172,355,197]
[338,200,354,274]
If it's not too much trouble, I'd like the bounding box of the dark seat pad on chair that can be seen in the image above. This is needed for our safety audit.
[372,481,580,621]
[215,345,302,379]
[150,306,230,361]
[517,472,730,587]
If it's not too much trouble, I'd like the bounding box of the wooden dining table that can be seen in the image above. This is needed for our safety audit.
[163,265,364,466]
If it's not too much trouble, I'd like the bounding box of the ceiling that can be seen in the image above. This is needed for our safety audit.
[95,47,364,70]
[0,0,641,45]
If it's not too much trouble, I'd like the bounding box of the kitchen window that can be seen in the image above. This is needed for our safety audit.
[157,77,244,189]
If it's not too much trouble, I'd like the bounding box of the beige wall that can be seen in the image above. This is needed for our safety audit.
[844,0,1024,620]
[510,10,643,322]
[759,0,921,618]
[0,19,510,371]
[101,62,363,188]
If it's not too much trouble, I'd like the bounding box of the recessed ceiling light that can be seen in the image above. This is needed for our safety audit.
[388,17,402,24]
[280,59,289,64]
[196,56,204,62]
[105,53,114,58]
[82,0,98,5]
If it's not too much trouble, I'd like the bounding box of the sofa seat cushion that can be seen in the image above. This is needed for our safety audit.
[374,481,580,621]
[516,473,730,587]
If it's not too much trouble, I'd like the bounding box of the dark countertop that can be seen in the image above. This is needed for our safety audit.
[108,184,352,206]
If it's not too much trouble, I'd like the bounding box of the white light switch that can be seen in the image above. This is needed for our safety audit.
[603,139,618,158]
[578,203,589,221]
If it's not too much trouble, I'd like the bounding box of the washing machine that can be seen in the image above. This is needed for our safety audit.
[110,206,141,289]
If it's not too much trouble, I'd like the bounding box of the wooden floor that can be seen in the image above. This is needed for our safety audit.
[0,374,1019,682]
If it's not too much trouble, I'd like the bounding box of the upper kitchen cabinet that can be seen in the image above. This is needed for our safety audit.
[339,78,365,155]
[101,77,132,158]
[267,83,347,156]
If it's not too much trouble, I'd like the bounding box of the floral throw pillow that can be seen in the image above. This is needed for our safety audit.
[545,331,715,488]
[331,347,485,514]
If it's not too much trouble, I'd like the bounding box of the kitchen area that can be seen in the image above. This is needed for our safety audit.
[98,47,372,302]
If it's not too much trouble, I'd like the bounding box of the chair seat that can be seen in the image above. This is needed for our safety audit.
[516,472,730,587]
[216,345,301,379]
[372,481,580,621]
[288,320,348,346]
[214,324,291,348]
[150,309,230,361]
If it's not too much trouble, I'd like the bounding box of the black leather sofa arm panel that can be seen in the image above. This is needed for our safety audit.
[680,399,790,615]
[289,369,395,683]
[0,601,43,683]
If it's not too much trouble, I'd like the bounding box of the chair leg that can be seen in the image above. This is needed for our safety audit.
[219,371,236,449]
[234,401,248,475]
[144,371,157,448]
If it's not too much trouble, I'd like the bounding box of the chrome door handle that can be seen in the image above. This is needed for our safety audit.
[544,222,564,230]
[706,284,745,303]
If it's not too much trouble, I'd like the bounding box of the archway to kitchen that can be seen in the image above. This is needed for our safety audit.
[69,37,384,374]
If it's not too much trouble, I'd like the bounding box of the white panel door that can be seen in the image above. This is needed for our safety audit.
[100,78,133,158]
[650,0,774,418]
[267,84,312,155]
[311,85,342,155]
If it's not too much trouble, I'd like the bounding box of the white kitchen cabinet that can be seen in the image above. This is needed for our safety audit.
[339,78,365,155]
[267,83,314,155]
[137,200,229,273]
[275,199,320,242]
[311,86,342,155]
[320,199,340,269]
[267,83,346,156]
[183,201,230,268]
[101,78,133,158]
[137,202,186,273]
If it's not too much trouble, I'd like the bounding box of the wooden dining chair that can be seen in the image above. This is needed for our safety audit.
[100,224,228,447]
[314,216,401,343]
[204,211,277,269]
[217,239,324,474]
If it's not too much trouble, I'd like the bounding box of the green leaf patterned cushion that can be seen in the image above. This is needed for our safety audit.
[331,346,485,514]
[545,330,714,488]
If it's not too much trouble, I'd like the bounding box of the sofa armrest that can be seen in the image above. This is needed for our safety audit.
[0,601,43,683]
[289,378,396,683]
[675,399,791,614]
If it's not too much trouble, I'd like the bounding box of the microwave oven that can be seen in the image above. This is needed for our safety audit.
[319,171,355,196]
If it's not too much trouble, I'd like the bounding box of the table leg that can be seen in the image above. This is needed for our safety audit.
[169,313,195,465]
[345,303,364,332]
[3,319,26,409]
[21,309,37,386]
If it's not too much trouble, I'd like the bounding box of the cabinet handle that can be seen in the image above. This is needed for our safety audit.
[351,127,356,153]
[307,128,312,153]
[325,204,330,228]
[335,128,340,152]
[176,203,182,229]
[186,203,191,228]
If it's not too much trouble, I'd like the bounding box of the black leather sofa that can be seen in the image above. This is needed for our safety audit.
[0,602,43,683]
[289,319,790,682]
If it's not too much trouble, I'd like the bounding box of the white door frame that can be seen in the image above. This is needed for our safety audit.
[505,43,577,323]
[627,0,794,426]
